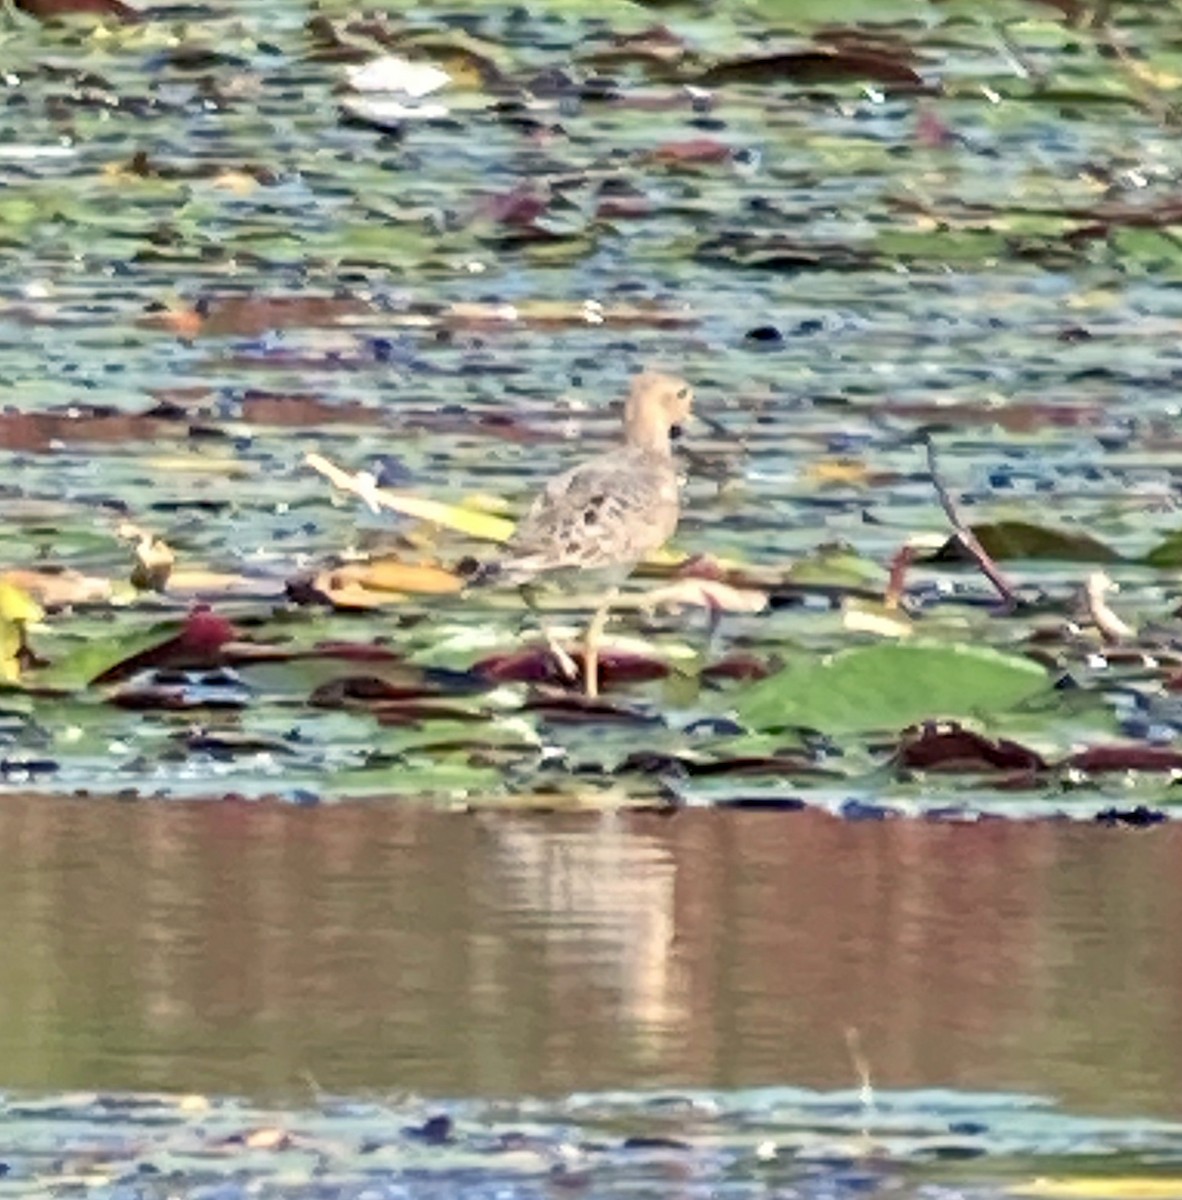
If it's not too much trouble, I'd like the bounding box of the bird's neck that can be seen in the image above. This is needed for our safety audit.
[624,410,673,457]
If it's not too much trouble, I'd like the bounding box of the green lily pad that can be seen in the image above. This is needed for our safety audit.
[1143,531,1182,569]
[733,641,1053,734]
[928,521,1120,564]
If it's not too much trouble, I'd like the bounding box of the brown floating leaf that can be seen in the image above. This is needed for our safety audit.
[239,391,385,428]
[896,725,1047,773]
[595,197,653,221]
[138,295,373,340]
[617,750,835,778]
[476,183,552,227]
[695,47,924,89]
[475,648,670,688]
[700,654,773,682]
[0,406,175,452]
[1066,745,1182,774]
[13,0,139,20]
[90,607,240,686]
[881,398,1106,433]
[644,138,733,167]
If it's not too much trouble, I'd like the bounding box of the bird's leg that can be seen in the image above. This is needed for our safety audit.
[519,583,579,683]
[583,586,620,700]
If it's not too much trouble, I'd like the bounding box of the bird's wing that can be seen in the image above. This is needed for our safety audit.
[503,452,678,574]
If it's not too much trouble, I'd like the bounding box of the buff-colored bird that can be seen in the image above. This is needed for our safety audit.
[470,369,694,697]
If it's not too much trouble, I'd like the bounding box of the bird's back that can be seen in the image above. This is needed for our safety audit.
[492,445,680,584]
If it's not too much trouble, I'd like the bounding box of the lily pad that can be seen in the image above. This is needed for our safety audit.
[734,641,1053,734]
[928,521,1120,564]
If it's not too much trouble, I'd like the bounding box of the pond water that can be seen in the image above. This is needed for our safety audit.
[3,1,1182,1193]
[1,798,1177,1120]
[3,0,1182,810]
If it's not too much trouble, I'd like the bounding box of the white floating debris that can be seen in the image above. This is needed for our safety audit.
[0,144,77,160]
[345,55,451,98]
[341,97,451,126]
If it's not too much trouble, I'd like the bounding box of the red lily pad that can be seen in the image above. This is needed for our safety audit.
[14,0,139,20]
[895,725,1047,773]
[90,608,240,686]
[695,47,923,89]
[473,648,670,688]
[308,677,446,707]
[1066,745,1182,774]
[700,654,774,682]
[0,406,174,452]
[645,139,733,167]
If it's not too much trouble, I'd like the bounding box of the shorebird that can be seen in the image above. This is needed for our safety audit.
[469,369,694,698]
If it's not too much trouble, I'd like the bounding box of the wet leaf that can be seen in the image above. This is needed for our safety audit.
[1010,1180,1182,1199]
[89,608,240,686]
[317,559,464,600]
[13,0,139,20]
[1143,531,1182,568]
[1065,746,1182,774]
[0,581,45,626]
[735,643,1053,734]
[474,647,670,688]
[895,725,1047,773]
[927,521,1120,564]
[694,46,924,88]
[645,139,734,168]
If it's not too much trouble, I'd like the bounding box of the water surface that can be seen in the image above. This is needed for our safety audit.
[1,797,1176,1119]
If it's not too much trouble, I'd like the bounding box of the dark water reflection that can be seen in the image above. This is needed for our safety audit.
[0,797,1176,1117]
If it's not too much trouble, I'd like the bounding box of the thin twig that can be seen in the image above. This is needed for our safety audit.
[924,435,1019,610]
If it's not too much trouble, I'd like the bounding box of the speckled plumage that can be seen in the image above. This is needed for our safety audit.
[475,370,693,589]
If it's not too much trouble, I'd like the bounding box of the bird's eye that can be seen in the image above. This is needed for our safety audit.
[676,386,689,400]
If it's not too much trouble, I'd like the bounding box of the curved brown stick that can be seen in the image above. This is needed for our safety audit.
[924,435,1019,611]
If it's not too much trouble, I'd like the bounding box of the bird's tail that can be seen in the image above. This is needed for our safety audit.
[464,554,550,590]
[464,559,506,588]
